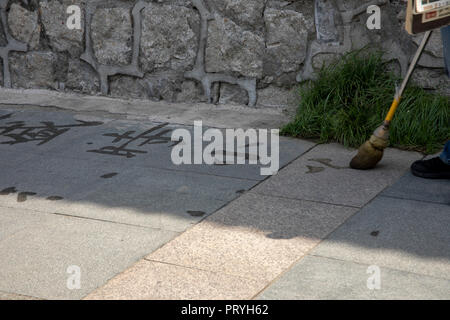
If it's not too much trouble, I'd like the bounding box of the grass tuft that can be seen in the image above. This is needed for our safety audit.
[281,49,449,154]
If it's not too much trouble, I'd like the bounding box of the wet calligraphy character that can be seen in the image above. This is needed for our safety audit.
[0,119,103,145]
[88,123,181,158]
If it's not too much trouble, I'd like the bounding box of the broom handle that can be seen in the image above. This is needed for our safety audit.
[385,30,432,123]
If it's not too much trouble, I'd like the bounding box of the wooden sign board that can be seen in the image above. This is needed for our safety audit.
[406,0,450,34]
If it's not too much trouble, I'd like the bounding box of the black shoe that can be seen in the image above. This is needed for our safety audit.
[411,157,450,179]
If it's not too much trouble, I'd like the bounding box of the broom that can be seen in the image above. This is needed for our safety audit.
[350,30,432,170]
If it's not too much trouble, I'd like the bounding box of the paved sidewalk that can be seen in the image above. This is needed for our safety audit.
[0,104,307,299]
[1,102,448,300]
[85,141,450,300]
[257,172,450,299]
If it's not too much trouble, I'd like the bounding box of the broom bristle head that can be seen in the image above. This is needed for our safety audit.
[349,138,385,170]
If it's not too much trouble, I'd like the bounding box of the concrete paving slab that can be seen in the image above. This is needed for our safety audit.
[2,107,314,181]
[381,172,450,205]
[0,150,36,169]
[2,153,129,181]
[64,189,228,232]
[148,192,358,282]
[158,136,312,181]
[3,150,255,202]
[310,196,450,279]
[118,165,257,202]
[0,208,178,300]
[0,160,230,232]
[84,260,265,300]
[0,136,261,233]
[51,119,314,181]
[0,157,114,213]
[257,255,450,300]
[252,143,422,207]
[0,206,53,242]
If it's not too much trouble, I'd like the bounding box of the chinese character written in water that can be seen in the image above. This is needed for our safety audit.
[87,122,181,159]
[0,116,103,146]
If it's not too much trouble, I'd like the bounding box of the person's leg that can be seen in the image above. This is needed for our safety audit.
[440,140,450,165]
[411,141,450,179]
[438,27,449,165]
[409,27,450,179]
[442,25,450,77]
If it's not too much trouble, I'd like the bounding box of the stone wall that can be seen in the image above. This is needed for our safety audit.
[1,0,448,109]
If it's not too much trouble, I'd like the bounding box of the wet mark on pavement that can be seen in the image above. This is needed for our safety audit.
[88,123,180,159]
[212,143,260,166]
[0,120,103,146]
[306,166,325,174]
[370,231,380,237]
[187,210,206,217]
[17,192,37,202]
[47,196,64,201]
[101,172,118,179]
[0,187,17,195]
[306,158,348,173]
[309,158,347,170]
[0,187,63,203]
